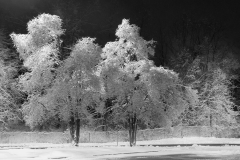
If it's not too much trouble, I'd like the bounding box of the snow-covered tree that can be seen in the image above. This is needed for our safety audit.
[10,14,64,129]
[97,19,198,146]
[171,41,239,128]
[0,29,24,130]
[199,68,237,127]
[44,38,102,145]
[0,64,19,129]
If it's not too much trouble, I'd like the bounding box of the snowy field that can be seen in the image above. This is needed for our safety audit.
[1,137,240,160]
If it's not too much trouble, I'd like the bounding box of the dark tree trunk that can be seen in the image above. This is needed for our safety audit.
[69,116,75,143]
[210,113,212,127]
[75,118,80,146]
[133,113,137,146]
[103,110,109,131]
[128,113,137,147]
[102,118,105,131]
[128,117,133,146]
[210,112,213,136]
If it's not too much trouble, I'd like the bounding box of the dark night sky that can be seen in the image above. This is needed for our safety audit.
[0,0,240,53]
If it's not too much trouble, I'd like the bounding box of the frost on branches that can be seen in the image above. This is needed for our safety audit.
[11,14,64,129]
[1,29,23,130]
[0,64,20,129]
[97,19,198,146]
[44,38,102,145]
[198,65,238,129]
[171,43,239,129]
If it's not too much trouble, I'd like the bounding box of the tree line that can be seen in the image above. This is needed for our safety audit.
[0,14,239,146]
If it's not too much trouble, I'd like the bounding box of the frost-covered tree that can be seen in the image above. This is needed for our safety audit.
[97,19,198,146]
[171,41,239,129]
[199,68,237,128]
[10,14,64,129]
[0,29,24,130]
[0,64,19,129]
[44,38,102,145]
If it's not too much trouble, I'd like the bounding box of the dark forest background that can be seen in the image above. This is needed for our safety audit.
[1,0,240,60]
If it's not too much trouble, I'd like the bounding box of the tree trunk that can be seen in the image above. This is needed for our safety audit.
[133,113,137,146]
[128,114,137,147]
[210,113,212,127]
[210,112,213,136]
[69,116,75,143]
[102,110,109,131]
[75,118,80,146]
[128,117,133,147]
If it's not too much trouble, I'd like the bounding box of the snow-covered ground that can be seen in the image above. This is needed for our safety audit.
[1,137,240,160]
[2,137,240,147]
[79,137,240,147]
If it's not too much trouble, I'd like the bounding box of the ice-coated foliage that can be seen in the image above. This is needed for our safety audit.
[18,44,59,93]
[115,19,140,40]
[101,19,155,66]
[11,14,64,128]
[21,95,46,128]
[0,65,18,124]
[10,34,33,60]
[0,30,23,128]
[11,13,64,60]
[45,38,102,123]
[98,19,197,128]
[171,45,239,127]
[198,68,237,128]
[27,14,64,41]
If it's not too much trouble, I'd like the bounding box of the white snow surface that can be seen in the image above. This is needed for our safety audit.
[2,136,240,147]
[1,137,240,160]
